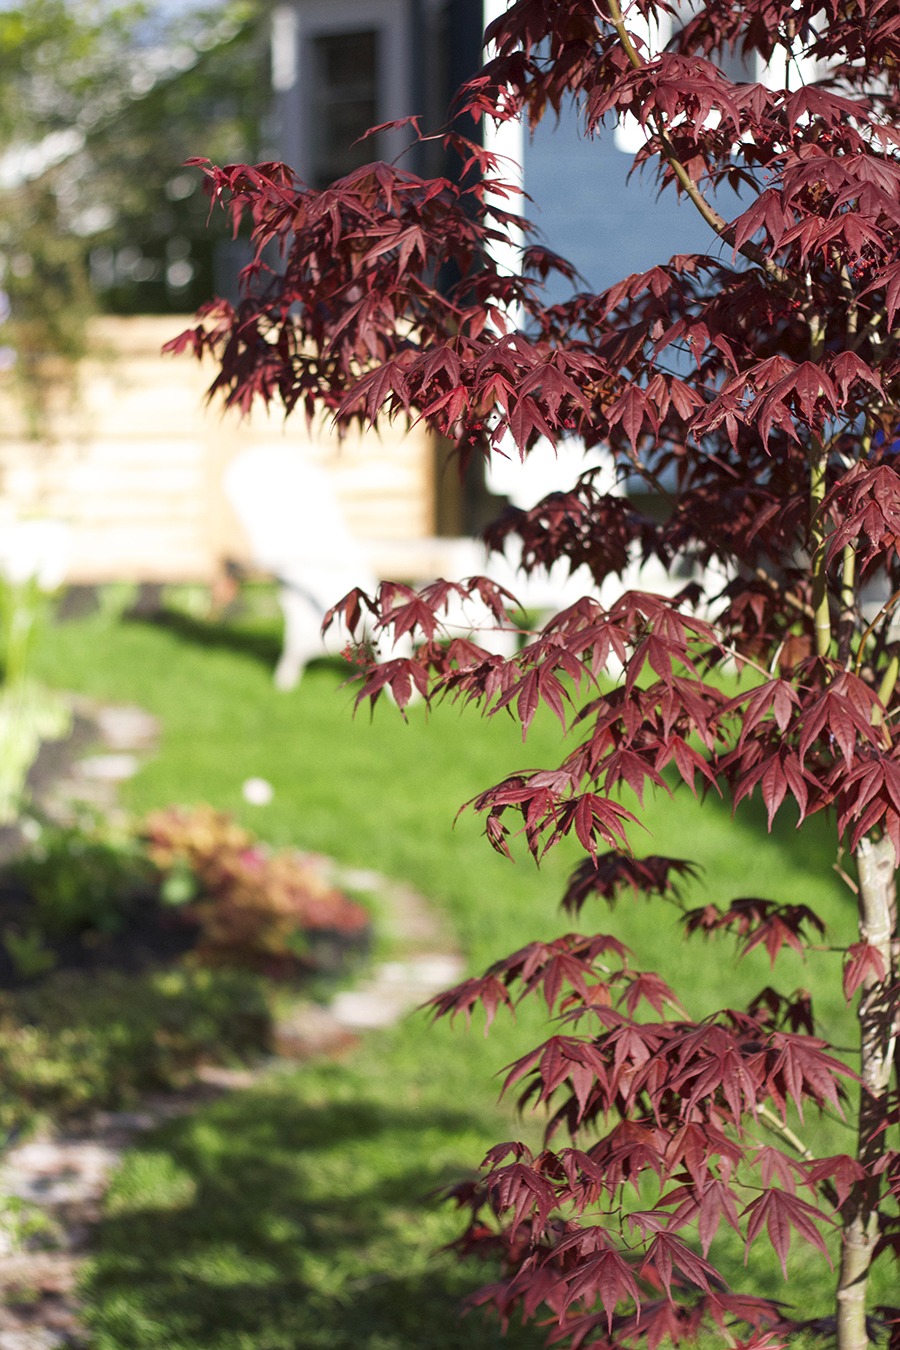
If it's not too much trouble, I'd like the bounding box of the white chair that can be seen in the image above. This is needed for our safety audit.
[224,446,424,690]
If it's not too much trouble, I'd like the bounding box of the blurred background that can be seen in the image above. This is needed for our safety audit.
[0,0,423,598]
[0,0,727,607]
[0,8,868,1349]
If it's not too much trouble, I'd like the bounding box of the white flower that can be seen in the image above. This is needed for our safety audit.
[242,777,274,806]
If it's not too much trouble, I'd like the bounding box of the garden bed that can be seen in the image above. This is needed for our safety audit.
[0,806,373,991]
[0,874,197,990]
[0,805,376,1143]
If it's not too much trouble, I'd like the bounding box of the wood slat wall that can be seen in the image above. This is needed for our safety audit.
[0,316,436,584]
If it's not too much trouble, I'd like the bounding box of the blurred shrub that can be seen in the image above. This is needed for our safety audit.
[1,807,372,980]
[0,807,372,1130]
[0,967,271,1135]
[142,805,371,975]
[7,817,150,939]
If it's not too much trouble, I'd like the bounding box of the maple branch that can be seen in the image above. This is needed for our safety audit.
[755,1106,815,1160]
[861,421,873,460]
[877,653,900,720]
[753,566,815,622]
[602,0,787,285]
[709,641,775,684]
[854,585,900,679]
[617,437,677,508]
[837,259,859,348]
[805,307,833,660]
[809,437,832,659]
[756,1104,839,1208]
[848,310,886,356]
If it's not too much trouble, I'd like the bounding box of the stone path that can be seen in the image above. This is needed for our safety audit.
[0,704,465,1349]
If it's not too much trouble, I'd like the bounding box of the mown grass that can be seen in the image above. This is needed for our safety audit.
[28,596,883,1347]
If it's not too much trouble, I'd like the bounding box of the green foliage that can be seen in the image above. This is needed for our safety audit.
[0,0,146,419]
[0,568,55,689]
[0,183,94,432]
[0,553,71,814]
[158,859,198,907]
[0,2,151,143]
[83,7,271,316]
[0,796,368,1019]
[8,816,149,937]
[0,2,270,426]
[2,924,57,980]
[0,681,70,822]
[0,1,270,314]
[0,967,271,1136]
[0,1193,59,1254]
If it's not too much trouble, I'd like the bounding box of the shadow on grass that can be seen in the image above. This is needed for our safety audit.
[85,1082,545,1350]
[719,788,846,884]
[123,607,350,685]
[652,754,851,910]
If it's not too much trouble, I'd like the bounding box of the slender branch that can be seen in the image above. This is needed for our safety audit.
[853,585,900,677]
[756,1107,817,1159]
[861,422,873,459]
[805,308,832,659]
[837,259,859,347]
[838,543,857,667]
[809,436,832,658]
[835,858,860,897]
[848,310,885,355]
[757,1104,839,1208]
[711,641,777,684]
[603,0,787,284]
[619,439,677,507]
[753,566,816,621]
[876,653,899,731]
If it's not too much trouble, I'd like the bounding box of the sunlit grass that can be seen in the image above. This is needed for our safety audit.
[29,597,873,1347]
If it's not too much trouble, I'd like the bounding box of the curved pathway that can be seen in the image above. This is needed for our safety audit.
[0,704,464,1349]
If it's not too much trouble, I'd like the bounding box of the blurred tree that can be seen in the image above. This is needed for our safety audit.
[75,4,273,315]
[0,0,271,428]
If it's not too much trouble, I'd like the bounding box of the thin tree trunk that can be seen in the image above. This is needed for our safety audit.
[835,834,897,1350]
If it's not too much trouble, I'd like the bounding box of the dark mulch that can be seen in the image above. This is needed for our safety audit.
[0,879,201,991]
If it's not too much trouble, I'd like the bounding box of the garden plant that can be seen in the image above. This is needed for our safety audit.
[0,799,371,1137]
[142,803,371,973]
[175,1,900,1346]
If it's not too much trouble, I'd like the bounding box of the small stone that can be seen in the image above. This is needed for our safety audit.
[3,1141,117,1207]
[74,754,139,783]
[406,954,465,988]
[0,1329,72,1349]
[329,988,409,1029]
[272,1004,358,1058]
[91,704,159,751]
[333,867,382,891]
[195,1065,260,1091]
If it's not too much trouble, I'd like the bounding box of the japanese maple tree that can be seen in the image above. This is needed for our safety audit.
[173,1,900,1346]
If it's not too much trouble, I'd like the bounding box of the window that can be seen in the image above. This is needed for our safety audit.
[310,29,379,188]
[272,1,413,190]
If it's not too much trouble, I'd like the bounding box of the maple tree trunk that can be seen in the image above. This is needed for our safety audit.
[836,834,897,1350]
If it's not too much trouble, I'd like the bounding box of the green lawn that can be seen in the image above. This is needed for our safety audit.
[27,596,876,1348]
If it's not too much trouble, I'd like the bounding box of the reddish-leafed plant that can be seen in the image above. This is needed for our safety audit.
[173,2,900,1346]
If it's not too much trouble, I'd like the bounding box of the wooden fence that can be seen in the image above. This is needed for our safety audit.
[0,316,438,584]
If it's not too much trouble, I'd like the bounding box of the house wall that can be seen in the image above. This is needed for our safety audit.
[0,316,436,584]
